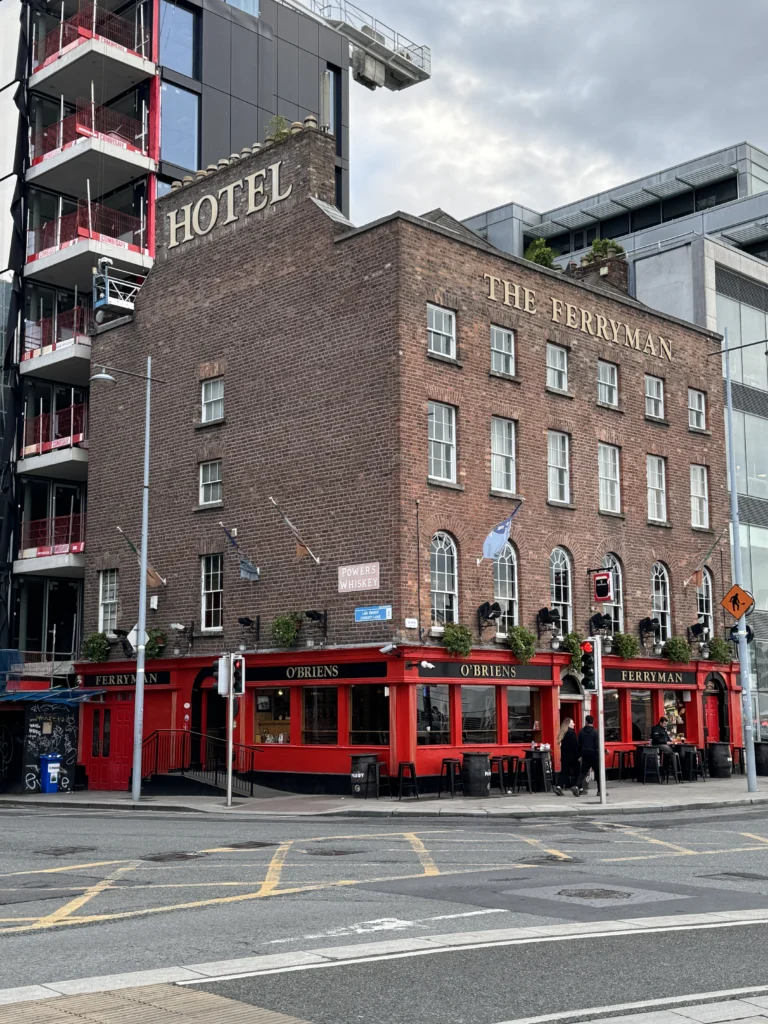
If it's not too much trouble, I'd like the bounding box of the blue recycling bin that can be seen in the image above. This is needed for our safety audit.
[39,753,62,793]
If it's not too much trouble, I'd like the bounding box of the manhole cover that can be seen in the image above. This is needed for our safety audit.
[142,851,207,862]
[302,848,363,857]
[37,846,97,857]
[222,841,276,850]
[557,888,632,900]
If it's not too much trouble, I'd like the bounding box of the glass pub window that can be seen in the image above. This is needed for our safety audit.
[201,553,223,630]
[550,547,573,634]
[631,690,653,740]
[349,685,390,745]
[597,360,618,406]
[690,465,709,528]
[417,684,451,744]
[160,82,199,170]
[199,460,222,505]
[427,304,456,358]
[493,542,518,635]
[598,443,621,513]
[202,378,224,422]
[546,343,568,391]
[603,690,620,741]
[159,0,198,78]
[430,532,458,626]
[645,375,665,419]
[490,325,515,376]
[302,687,338,744]
[491,417,516,493]
[647,455,667,522]
[547,431,570,503]
[651,562,672,641]
[98,568,118,633]
[688,389,706,429]
[697,568,714,637]
[428,402,456,482]
[461,685,497,744]
[602,553,624,634]
[507,686,534,741]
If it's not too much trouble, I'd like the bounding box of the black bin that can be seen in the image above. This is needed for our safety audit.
[755,743,768,776]
[708,742,732,778]
[462,752,491,798]
[350,754,379,797]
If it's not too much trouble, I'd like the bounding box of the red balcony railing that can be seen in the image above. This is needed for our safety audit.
[20,514,86,557]
[34,1,150,72]
[23,307,89,361]
[32,100,145,162]
[22,402,88,458]
[27,202,145,260]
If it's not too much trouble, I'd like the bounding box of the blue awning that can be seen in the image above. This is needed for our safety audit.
[0,688,106,706]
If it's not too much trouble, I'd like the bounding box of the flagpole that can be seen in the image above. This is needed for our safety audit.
[268,496,320,564]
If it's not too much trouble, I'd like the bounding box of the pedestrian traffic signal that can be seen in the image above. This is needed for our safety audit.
[581,640,596,690]
[213,656,229,696]
[230,654,245,696]
[729,623,754,645]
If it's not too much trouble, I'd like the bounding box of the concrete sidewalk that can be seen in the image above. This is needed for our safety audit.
[0,776,766,817]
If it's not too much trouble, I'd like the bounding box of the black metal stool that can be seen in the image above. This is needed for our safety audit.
[514,757,532,794]
[490,755,513,795]
[662,751,683,784]
[612,749,634,780]
[363,760,391,799]
[397,761,419,800]
[640,748,662,784]
[732,747,746,775]
[697,748,709,778]
[691,748,706,782]
[438,758,462,798]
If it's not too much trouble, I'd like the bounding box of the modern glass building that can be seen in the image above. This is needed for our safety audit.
[464,143,768,729]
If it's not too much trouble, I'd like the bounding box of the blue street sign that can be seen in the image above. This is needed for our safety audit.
[355,605,393,623]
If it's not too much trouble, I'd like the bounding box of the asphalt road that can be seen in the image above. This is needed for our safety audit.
[4,805,768,1021]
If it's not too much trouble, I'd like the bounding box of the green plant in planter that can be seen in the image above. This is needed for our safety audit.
[708,637,733,664]
[271,613,301,648]
[507,626,536,665]
[82,631,110,663]
[524,237,556,268]
[581,237,625,264]
[145,628,167,660]
[265,114,291,143]
[442,622,473,658]
[662,635,692,664]
[562,632,585,673]
[612,631,640,660]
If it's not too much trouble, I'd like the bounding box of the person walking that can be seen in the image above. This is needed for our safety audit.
[572,714,601,797]
[553,718,580,796]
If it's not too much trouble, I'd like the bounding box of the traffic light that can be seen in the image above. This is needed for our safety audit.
[213,655,229,696]
[730,623,755,645]
[581,640,596,690]
[230,654,245,696]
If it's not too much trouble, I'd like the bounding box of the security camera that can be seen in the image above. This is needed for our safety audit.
[97,256,113,272]
[420,660,435,669]
[170,623,185,631]
[379,643,398,655]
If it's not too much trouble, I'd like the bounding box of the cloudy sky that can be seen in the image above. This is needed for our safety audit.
[348,0,767,224]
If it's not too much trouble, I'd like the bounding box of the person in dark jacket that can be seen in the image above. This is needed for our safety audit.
[553,718,580,796]
[650,716,673,751]
[572,715,601,797]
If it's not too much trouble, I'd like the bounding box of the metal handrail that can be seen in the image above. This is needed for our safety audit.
[34,1,150,70]
[141,729,262,795]
[27,202,144,258]
[32,100,145,161]
[22,402,88,455]
[19,514,86,553]
[24,307,89,356]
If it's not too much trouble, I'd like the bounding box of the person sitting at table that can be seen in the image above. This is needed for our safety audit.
[650,716,673,753]
[553,718,580,796]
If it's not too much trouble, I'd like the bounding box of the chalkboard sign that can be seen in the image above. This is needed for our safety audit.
[22,704,78,792]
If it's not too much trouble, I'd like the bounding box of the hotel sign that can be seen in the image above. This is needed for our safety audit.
[484,273,674,362]
[418,662,551,681]
[604,669,697,686]
[166,160,292,249]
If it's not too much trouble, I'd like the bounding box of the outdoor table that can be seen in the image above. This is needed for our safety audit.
[523,749,553,793]
[672,743,698,781]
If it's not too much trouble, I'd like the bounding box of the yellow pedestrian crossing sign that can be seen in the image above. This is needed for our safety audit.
[721,584,754,619]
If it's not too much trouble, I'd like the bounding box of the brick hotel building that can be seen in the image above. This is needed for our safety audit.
[71,126,738,792]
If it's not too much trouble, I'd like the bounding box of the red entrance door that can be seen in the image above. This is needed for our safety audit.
[560,701,582,732]
[705,695,721,743]
[84,701,134,790]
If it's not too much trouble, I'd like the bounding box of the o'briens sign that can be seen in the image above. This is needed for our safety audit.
[166,160,292,249]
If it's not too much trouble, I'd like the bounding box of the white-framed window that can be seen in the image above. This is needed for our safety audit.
[647,455,667,522]
[201,553,223,631]
[598,443,621,513]
[550,547,572,635]
[430,532,458,627]
[493,542,518,636]
[201,377,224,422]
[602,553,624,634]
[491,416,516,493]
[547,430,570,503]
[645,374,665,419]
[597,360,618,406]
[490,325,515,376]
[98,569,118,635]
[199,460,222,506]
[427,304,456,359]
[428,401,456,483]
[651,561,671,641]
[546,343,568,391]
[688,388,706,430]
[697,567,714,639]
[690,464,709,528]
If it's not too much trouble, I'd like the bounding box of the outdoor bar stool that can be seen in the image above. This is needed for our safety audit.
[396,761,419,800]
[490,755,513,795]
[514,757,532,794]
[438,758,462,798]
[612,749,634,780]
[697,748,710,778]
[639,747,662,784]
[662,750,683,785]
[732,747,746,775]
[690,748,706,782]
[363,760,391,799]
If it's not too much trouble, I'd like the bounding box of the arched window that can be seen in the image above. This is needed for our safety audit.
[430,532,458,626]
[697,567,714,639]
[602,553,624,635]
[550,547,572,635]
[493,542,518,636]
[651,562,672,641]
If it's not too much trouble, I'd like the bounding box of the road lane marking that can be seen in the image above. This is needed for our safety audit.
[18,862,142,932]
[258,842,293,896]
[0,860,129,878]
[620,828,696,855]
[265,909,508,944]
[740,832,768,844]
[404,833,440,876]
[519,837,571,861]
[601,845,768,863]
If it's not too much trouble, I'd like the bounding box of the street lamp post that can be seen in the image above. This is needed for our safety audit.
[91,356,163,802]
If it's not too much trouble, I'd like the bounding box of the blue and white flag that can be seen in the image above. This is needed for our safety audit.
[220,522,260,582]
[477,502,524,564]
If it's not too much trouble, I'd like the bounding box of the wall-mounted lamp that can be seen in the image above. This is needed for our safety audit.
[305,610,328,639]
[639,616,660,651]
[477,601,502,636]
[550,632,564,651]
[406,659,436,669]
[237,616,261,646]
[114,628,134,659]
[537,607,561,640]
[590,612,612,634]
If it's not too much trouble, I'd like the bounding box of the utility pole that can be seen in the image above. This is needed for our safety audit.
[723,327,758,793]
[594,635,606,806]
